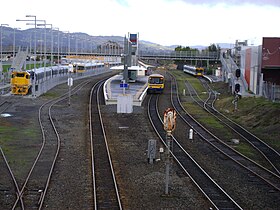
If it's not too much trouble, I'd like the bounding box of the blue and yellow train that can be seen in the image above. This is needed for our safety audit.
[183,65,204,76]
[147,73,165,93]
[73,62,105,73]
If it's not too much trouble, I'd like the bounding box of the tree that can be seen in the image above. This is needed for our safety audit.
[175,46,196,51]
[208,43,220,52]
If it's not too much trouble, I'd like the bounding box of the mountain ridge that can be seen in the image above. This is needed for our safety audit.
[1,27,227,53]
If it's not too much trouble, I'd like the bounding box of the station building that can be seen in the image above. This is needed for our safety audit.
[238,37,280,101]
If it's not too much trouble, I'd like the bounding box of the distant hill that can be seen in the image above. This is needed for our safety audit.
[1,27,221,53]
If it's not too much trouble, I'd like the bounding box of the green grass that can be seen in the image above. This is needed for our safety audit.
[0,124,39,145]
[187,77,208,100]
[41,91,60,98]
[0,122,40,178]
[0,126,18,143]
[234,142,256,159]
[170,70,208,100]
[211,83,280,150]
[181,101,235,140]
[2,63,51,72]
[170,70,186,95]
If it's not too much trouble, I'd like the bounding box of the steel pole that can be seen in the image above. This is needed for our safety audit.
[22,15,37,97]
[1,24,9,89]
[165,132,171,195]
[33,16,37,97]
[57,29,60,65]
[68,32,70,56]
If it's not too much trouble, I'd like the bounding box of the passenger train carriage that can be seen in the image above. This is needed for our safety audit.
[10,65,69,95]
[147,73,165,93]
[10,60,121,95]
[73,62,104,73]
[183,65,204,76]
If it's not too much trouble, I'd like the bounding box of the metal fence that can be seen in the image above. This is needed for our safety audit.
[262,82,280,102]
[139,51,219,61]
[33,66,112,97]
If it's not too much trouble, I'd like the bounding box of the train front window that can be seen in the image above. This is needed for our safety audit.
[196,69,203,74]
[16,73,25,77]
[77,66,85,70]
[149,77,163,84]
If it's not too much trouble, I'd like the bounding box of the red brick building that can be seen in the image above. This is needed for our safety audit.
[261,37,280,85]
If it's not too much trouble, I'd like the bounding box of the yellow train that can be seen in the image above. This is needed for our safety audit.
[10,71,31,95]
[147,73,165,93]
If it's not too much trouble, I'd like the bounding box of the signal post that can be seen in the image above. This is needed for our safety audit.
[233,69,241,111]
[68,63,73,106]
[163,108,176,195]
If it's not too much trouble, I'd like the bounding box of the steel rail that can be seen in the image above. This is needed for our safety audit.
[89,80,122,209]
[11,78,95,209]
[147,94,242,209]
[0,146,24,209]
[0,100,11,114]
[198,77,280,175]
[168,72,280,191]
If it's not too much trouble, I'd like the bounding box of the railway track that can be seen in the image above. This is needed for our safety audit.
[0,85,11,96]
[0,146,24,209]
[148,94,242,209]
[0,100,11,114]
[196,77,280,175]
[167,72,280,190]
[0,98,23,209]
[89,80,122,209]
[10,78,97,209]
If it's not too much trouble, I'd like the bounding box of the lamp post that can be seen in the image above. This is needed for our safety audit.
[63,31,70,56]
[38,23,54,78]
[1,24,9,65]
[90,38,93,54]
[17,15,38,97]
[53,27,60,65]
[1,24,9,90]
[42,24,53,66]
[13,27,20,60]
[37,21,48,80]
[75,36,78,56]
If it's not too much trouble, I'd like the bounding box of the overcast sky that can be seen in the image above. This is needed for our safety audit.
[1,0,280,46]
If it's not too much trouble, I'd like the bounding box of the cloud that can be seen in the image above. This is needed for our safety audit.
[177,0,280,7]
[2,0,280,46]
[115,0,129,7]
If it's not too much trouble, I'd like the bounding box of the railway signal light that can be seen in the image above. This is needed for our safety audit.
[235,83,240,93]
[236,69,241,78]
[163,108,177,132]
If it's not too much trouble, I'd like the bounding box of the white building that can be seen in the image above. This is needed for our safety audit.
[239,45,262,95]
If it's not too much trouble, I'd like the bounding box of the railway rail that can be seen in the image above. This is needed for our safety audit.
[89,80,122,209]
[0,99,24,209]
[167,72,280,191]
[148,94,242,209]
[0,146,24,209]
[0,85,11,96]
[10,78,98,209]
[0,100,11,114]
[197,77,280,175]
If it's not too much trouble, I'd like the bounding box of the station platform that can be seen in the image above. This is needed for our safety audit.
[0,83,11,95]
[0,83,10,90]
[104,74,148,106]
